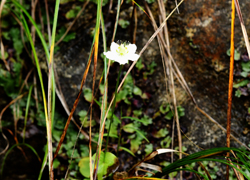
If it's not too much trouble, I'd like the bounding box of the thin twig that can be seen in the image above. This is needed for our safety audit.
[0,92,28,155]
[226,1,235,178]
[159,0,182,178]
[132,2,137,44]
[55,0,90,46]
[234,0,250,60]
[45,0,51,46]
[53,47,94,160]
[0,0,10,71]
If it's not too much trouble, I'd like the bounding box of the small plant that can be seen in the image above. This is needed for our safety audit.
[227,50,250,98]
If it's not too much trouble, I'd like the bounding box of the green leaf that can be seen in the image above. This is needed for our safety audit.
[227,49,241,61]
[241,71,249,78]
[79,157,91,178]
[116,90,128,102]
[165,111,173,120]
[60,0,75,4]
[141,93,148,99]
[99,83,105,95]
[145,144,153,156]
[122,116,147,124]
[160,103,170,114]
[146,0,155,3]
[65,6,81,19]
[148,61,157,75]
[118,19,130,29]
[135,58,144,71]
[169,171,178,178]
[153,128,169,138]
[105,115,121,137]
[131,138,141,153]
[0,51,8,60]
[235,89,241,98]
[177,106,185,117]
[2,31,10,40]
[119,146,135,156]
[124,98,131,105]
[79,152,119,178]
[133,85,142,96]
[54,46,60,53]
[161,136,172,148]
[233,79,249,88]
[52,129,61,142]
[174,146,187,152]
[53,159,60,169]
[123,123,135,133]
[13,62,22,74]
[130,129,148,153]
[79,110,96,127]
[103,133,118,138]
[241,62,250,72]
[55,27,76,42]
[9,28,23,56]
[141,115,153,126]
[133,109,142,117]
[62,32,76,42]
[0,61,22,97]
[124,73,133,85]
[234,50,241,61]
[79,110,88,121]
[134,129,149,142]
[92,152,119,180]
[83,88,93,102]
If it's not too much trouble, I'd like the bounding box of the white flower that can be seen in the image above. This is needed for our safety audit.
[103,42,140,65]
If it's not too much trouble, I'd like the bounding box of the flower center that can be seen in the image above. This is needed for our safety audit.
[116,44,129,56]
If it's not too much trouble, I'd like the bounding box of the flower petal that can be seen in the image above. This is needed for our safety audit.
[104,51,119,61]
[127,44,137,54]
[110,42,119,52]
[128,53,140,61]
[113,56,128,65]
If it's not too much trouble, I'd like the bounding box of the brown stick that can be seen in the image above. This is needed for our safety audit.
[226,0,235,179]
[53,47,94,160]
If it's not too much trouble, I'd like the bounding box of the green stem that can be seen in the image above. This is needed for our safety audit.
[23,85,33,143]
[105,65,123,154]
[116,109,123,156]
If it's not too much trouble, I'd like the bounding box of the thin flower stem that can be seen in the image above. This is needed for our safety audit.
[92,0,102,179]
[117,108,123,156]
[97,2,185,165]
[112,0,121,42]
[105,65,123,154]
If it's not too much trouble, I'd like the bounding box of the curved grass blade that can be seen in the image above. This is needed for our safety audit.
[91,1,103,179]
[175,168,209,180]
[11,0,50,60]
[154,147,250,179]
[122,116,149,124]
[18,11,52,179]
[23,85,33,143]
[0,93,27,155]
[47,0,60,177]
